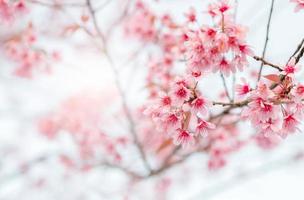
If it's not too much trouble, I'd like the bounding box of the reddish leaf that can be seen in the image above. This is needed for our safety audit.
[263,74,280,82]
[156,138,172,153]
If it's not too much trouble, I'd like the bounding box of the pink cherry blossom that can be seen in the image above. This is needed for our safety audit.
[124,1,156,42]
[161,113,181,133]
[258,118,282,137]
[196,119,216,137]
[236,78,251,97]
[254,134,280,149]
[191,96,210,115]
[185,7,196,23]
[284,57,300,75]
[4,0,304,197]
[173,129,195,148]
[281,113,299,137]
[170,82,191,105]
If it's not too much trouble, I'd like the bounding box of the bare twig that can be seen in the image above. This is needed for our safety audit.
[288,38,304,62]
[106,0,132,36]
[253,56,283,71]
[269,37,304,90]
[101,161,144,179]
[295,42,304,64]
[257,0,275,81]
[220,73,233,102]
[86,0,152,173]
[0,154,52,187]
[212,100,250,107]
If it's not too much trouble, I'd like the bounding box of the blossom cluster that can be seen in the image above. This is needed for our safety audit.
[242,59,303,139]
[38,93,128,169]
[0,0,304,199]
[4,23,59,78]
[144,76,215,148]
[28,0,304,174]
[124,1,156,42]
[185,1,253,77]
[124,0,304,159]
[139,0,251,150]
[0,0,27,23]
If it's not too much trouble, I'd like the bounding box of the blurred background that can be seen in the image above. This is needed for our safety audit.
[0,0,304,199]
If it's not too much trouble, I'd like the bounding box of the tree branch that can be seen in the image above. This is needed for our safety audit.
[86,0,152,173]
[220,73,233,102]
[253,56,283,71]
[288,38,304,62]
[257,0,275,81]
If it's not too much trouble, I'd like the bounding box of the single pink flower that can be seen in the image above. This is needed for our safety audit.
[185,7,196,23]
[235,78,251,97]
[191,96,210,115]
[284,57,300,75]
[170,82,191,105]
[173,129,195,148]
[280,113,299,137]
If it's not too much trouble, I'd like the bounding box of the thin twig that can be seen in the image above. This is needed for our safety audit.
[86,0,152,173]
[253,56,283,71]
[101,161,144,179]
[257,0,275,81]
[106,0,132,36]
[212,100,250,107]
[232,73,236,101]
[295,43,304,64]
[220,73,233,102]
[288,38,304,62]
[232,0,238,101]
[270,38,304,90]
[0,154,53,187]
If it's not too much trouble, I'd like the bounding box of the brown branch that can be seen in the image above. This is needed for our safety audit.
[253,56,283,71]
[149,144,210,178]
[86,0,107,48]
[257,0,275,81]
[269,38,304,90]
[106,0,132,36]
[288,38,304,62]
[86,0,152,173]
[295,42,304,64]
[101,162,144,179]
[220,73,233,102]
[149,152,195,177]
[0,154,52,186]
[212,98,300,108]
[212,100,250,107]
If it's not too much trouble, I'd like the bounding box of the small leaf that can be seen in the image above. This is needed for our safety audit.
[156,138,172,153]
[81,15,89,23]
[62,24,80,36]
[263,74,280,82]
